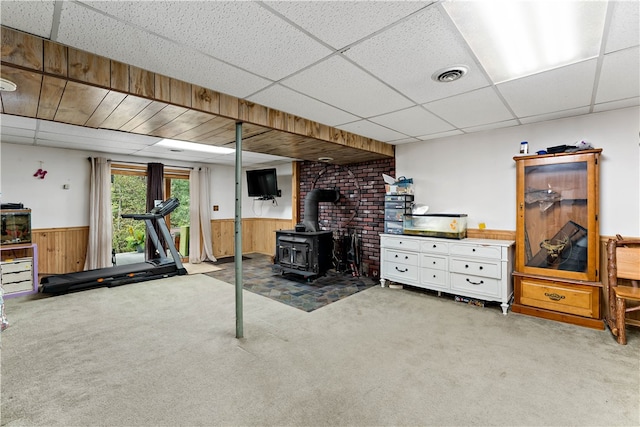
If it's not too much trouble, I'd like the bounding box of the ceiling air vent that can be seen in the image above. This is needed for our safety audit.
[432,66,468,83]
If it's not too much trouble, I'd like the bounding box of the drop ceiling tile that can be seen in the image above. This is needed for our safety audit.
[1,114,38,130]
[497,60,597,117]
[462,119,520,133]
[264,1,427,49]
[0,126,37,140]
[247,85,359,126]
[596,47,640,104]
[0,136,35,145]
[519,107,591,125]
[336,120,406,143]
[388,137,421,145]
[135,145,212,161]
[605,1,640,53]
[82,1,331,81]
[281,56,413,118]
[0,0,54,38]
[38,120,159,145]
[424,87,514,128]
[36,132,152,150]
[56,2,270,98]
[416,130,464,141]
[35,139,139,156]
[344,5,491,104]
[369,106,454,137]
[593,97,640,113]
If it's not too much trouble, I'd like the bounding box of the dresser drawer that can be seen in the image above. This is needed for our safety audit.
[3,280,33,294]
[420,240,448,254]
[1,258,32,274]
[449,243,502,260]
[420,254,447,270]
[420,267,448,288]
[2,270,32,283]
[382,236,420,251]
[518,278,599,318]
[450,273,500,298]
[450,258,501,279]
[385,249,418,266]
[385,262,419,283]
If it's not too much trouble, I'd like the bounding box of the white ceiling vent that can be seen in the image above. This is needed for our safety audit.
[432,66,468,83]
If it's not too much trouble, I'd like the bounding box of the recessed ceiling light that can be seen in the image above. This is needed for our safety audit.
[432,66,468,83]
[155,139,235,154]
[0,78,17,92]
[318,157,333,163]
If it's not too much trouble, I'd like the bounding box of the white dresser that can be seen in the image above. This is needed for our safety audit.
[380,234,515,315]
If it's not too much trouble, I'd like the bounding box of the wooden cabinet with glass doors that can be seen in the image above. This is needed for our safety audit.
[512,149,603,329]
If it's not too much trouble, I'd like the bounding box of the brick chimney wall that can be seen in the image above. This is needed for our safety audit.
[299,158,395,278]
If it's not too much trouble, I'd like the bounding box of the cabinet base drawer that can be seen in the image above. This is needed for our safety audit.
[384,262,419,284]
[451,273,500,298]
[515,276,600,319]
[420,267,448,288]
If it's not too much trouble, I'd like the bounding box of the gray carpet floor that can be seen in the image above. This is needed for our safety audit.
[1,272,639,426]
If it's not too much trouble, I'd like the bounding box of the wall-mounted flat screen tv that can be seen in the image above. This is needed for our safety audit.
[246,168,279,199]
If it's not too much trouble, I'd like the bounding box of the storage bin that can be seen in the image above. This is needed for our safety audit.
[384,209,408,221]
[403,214,468,239]
[384,221,403,234]
[384,195,414,202]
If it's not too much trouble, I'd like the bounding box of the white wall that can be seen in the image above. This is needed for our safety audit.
[0,143,293,228]
[211,162,292,220]
[397,106,640,236]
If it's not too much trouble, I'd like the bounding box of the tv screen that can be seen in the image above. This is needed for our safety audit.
[246,168,279,198]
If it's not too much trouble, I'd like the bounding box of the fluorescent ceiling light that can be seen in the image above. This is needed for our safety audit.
[443,0,607,83]
[155,139,235,154]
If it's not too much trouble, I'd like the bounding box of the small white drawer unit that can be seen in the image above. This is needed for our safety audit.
[380,234,515,315]
[1,257,34,295]
[1,243,39,298]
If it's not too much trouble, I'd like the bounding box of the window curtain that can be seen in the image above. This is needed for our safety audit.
[85,157,112,270]
[146,162,165,260]
[189,167,216,263]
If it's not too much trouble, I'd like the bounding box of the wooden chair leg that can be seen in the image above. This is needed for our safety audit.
[615,296,627,345]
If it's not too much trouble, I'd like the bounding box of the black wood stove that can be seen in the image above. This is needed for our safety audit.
[274,189,339,279]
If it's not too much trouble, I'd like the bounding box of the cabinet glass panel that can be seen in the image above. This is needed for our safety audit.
[523,161,588,273]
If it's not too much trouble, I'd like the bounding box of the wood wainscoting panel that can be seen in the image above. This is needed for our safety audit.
[211,218,294,259]
[32,227,89,275]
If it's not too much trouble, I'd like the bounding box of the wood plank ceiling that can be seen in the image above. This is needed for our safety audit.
[0,27,394,165]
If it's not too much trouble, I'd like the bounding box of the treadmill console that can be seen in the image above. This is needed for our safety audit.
[151,198,180,216]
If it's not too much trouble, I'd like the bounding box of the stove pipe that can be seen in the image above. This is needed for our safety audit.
[301,188,340,232]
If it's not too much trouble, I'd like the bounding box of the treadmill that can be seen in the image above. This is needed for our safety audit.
[41,197,187,294]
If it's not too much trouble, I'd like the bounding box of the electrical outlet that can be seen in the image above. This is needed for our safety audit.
[213,205,219,211]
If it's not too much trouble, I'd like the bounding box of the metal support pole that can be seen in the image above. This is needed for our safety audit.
[234,121,244,339]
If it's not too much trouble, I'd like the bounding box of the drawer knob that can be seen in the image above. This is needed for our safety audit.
[432,244,437,248]
[395,266,408,273]
[395,254,398,258]
[479,266,483,270]
[465,264,469,268]
[405,256,409,259]
[432,261,436,265]
[472,248,476,252]
[544,292,565,301]
[466,278,484,285]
